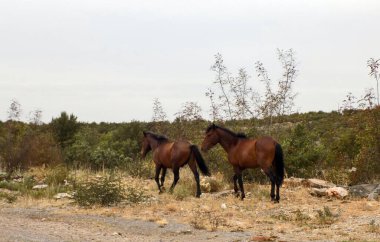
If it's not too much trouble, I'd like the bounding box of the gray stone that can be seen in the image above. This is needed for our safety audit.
[310,188,327,197]
[211,190,234,198]
[349,184,379,197]
[367,184,380,201]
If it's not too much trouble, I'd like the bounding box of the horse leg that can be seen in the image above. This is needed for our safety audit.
[266,167,280,203]
[275,179,281,203]
[188,160,201,198]
[155,165,162,193]
[234,167,245,200]
[160,167,167,190]
[270,180,276,201]
[233,174,239,197]
[169,166,180,193]
[264,168,276,201]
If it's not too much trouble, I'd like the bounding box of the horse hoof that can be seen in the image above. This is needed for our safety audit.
[273,200,279,204]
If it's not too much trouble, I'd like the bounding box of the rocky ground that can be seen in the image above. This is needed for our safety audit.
[0,177,380,242]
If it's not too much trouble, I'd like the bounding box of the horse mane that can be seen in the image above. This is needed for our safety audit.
[145,131,169,143]
[206,124,248,139]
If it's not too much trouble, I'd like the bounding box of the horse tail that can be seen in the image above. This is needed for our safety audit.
[273,143,285,186]
[190,145,211,176]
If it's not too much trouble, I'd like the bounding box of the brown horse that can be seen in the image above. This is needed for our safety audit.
[201,124,284,202]
[141,131,210,197]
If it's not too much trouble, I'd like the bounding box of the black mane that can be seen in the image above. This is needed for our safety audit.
[206,124,248,139]
[145,131,169,143]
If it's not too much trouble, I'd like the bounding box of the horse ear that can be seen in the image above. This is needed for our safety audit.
[143,131,147,137]
[212,123,216,129]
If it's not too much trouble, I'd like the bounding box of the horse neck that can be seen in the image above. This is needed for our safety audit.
[216,129,238,153]
[147,136,161,151]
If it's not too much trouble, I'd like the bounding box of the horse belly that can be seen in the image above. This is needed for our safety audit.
[236,148,259,169]
[154,151,172,169]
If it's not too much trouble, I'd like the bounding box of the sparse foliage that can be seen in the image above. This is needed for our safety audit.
[367,58,380,106]
[207,49,297,123]
[152,98,167,122]
[7,99,22,121]
[175,101,203,121]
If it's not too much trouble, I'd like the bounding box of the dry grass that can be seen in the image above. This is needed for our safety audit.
[3,169,380,241]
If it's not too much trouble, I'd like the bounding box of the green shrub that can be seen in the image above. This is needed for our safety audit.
[125,186,149,204]
[316,206,338,225]
[0,191,17,203]
[124,158,154,179]
[173,183,194,200]
[45,165,69,186]
[74,175,125,206]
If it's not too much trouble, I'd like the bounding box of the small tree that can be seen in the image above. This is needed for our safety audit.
[367,58,380,106]
[230,68,257,119]
[175,101,203,121]
[50,112,79,149]
[151,98,167,122]
[151,98,168,133]
[210,53,233,120]
[173,101,203,140]
[7,99,22,121]
[206,49,297,123]
[29,109,43,125]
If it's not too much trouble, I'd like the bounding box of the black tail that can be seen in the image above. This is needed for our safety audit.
[273,143,285,186]
[191,145,211,176]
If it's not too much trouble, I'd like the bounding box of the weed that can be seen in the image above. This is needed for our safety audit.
[367,219,380,234]
[293,209,311,222]
[125,186,149,204]
[316,206,338,225]
[45,165,69,186]
[190,207,226,231]
[173,184,193,200]
[271,211,291,221]
[0,191,17,203]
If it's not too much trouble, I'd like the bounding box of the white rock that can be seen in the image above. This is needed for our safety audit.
[326,187,349,199]
[220,203,227,209]
[53,193,73,199]
[32,184,48,189]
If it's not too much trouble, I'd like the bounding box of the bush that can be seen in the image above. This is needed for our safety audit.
[125,186,149,204]
[45,165,69,186]
[0,191,17,203]
[74,175,125,206]
[173,184,193,200]
[124,158,154,179]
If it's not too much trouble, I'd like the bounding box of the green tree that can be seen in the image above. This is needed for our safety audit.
[50,112,79,148]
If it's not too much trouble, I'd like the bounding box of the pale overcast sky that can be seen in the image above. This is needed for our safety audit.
[1,0,379,122]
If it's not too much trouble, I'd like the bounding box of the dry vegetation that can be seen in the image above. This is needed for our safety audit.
[1,168,379,241]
